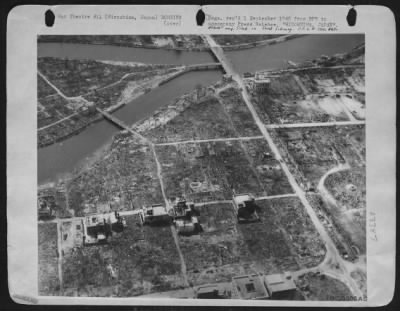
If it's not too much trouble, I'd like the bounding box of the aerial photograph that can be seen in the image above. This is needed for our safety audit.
[37,34,366,300]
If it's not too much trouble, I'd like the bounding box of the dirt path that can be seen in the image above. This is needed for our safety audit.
[170,225,189,287]
[265,120,365,129]
[155,135,264,146]
[38,111,80,131]
[317,163,351,208]
[56,221,64,294]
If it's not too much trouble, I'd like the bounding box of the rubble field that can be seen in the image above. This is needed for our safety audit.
[67,133,163,216]
[39,35,208,50]
[297,272,353,301]
[240,198,326,271]
[212,35,281,46]
[272,125,365,188]
[61,214,185,297]
[142,87,261,144]
[217,87,262,137]
[325,168,366,211]
[37,57,176,148]
[155,139,292,203]
[178,197,325,287]
[38,57,169,97]
[179,202,255,287]
[251,67,365,124]
[38,74,56,98]
[38,222,60,296]
[142,96,238,143]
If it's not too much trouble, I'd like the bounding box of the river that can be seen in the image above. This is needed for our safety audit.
[38,34,364,184]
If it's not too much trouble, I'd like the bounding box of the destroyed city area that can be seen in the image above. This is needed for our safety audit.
[37,34,366,300]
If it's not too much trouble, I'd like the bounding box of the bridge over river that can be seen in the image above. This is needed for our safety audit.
[96,108,148,143]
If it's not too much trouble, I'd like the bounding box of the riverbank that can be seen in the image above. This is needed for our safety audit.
[37,34,303,53]
[38,35,210,52]
[38,65,222,149]
[38,34,364,183]
[219,34,305,51]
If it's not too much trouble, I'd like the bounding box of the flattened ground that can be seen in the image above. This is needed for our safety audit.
[67,133,164,216]
[251,67,365,125]
[143,89,261,144]
[156,139,292,203]
[178,198,326,287]
[143,97,238,143]
[272,125,365,186]
[61,214,185,297]
[38,222,60,296]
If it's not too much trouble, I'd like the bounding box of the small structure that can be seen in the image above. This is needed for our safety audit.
[175,216,202,235]
[232,194,260,223]
[37,198,54,220]
[172,197,195,219]
[222,74,233,83]
[81,101,96,115]
[232,274,270,300]
[175,37,184,47]
[172,198,202,235]
[243,72,254,78]
[254,74,271,92]
[141,204,172,225]
[83,211,126,245]
[196,284,230,299]
[346,184,357,193]
[264,273,297,300]
[282,131,303,142]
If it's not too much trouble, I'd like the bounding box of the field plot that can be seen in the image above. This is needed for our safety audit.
[325,168,365,211]
[323,167,366,255]
[273,125,365,188]
[241,140,293,195]
[156,140,292,203]
[297,272,352,301]
[38,223,60,295]
[252,67,365,124]
[62,214,185,297]
[67,133,163,216]
[218,87,261,137]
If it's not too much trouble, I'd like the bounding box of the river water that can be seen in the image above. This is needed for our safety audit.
[38,34,364,184]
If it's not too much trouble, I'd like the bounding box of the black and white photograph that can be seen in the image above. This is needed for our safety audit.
[6,5,396,306]
[36,33,367,300]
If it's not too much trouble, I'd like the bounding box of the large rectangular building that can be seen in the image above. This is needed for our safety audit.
[232,274,270,300]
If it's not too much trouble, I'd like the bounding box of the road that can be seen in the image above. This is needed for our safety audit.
[204,34,363,297]
[317,163,350,208]
[38,71,88,103]
[155,135,264,146]
[265,120,365,129]
[38,111,80,131]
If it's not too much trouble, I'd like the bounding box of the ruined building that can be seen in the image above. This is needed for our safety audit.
[232,272,297,300]
[83,211,126,245]
[232,194,260,223]
[172,197,202,235]
[140,204,172,225]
